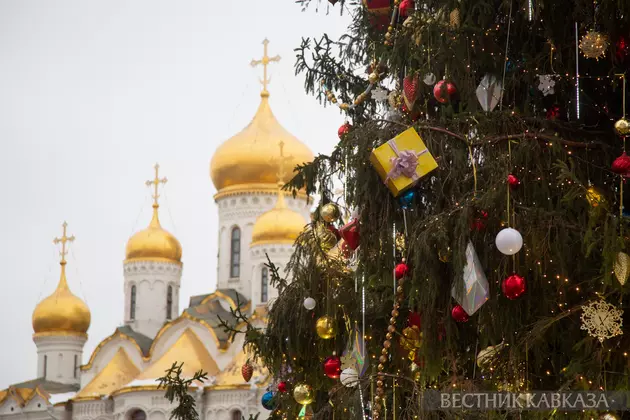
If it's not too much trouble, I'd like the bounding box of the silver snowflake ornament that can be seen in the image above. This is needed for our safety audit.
[371,87,389,102]
[538,75,555,96]
[581,299,623,343]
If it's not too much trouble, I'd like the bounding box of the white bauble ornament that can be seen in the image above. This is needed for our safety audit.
[340,368,358,387]
[495,228,523,255]
[303,297,316,311]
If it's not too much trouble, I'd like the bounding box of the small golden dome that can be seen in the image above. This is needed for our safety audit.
[251,188,306,246]
[125,205,182,264]
[210,95,314,193]
[32,262,91,336]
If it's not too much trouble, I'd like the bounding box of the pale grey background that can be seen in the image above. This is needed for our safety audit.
[0,0,350,387]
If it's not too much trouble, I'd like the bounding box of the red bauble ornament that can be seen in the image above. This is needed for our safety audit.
[471,210,489,232]
[507,174,520,189]
[546,105,560,120]
[323,356,342,379]
[451,305,469,322]
[278,381,288,393]
[395,262,409,279]
[433,80,457,104]
[399,0,414,19]
[338,122,352,140]
[502,274,526,300]
[612,152,630,176]
[616,36,629,61]
[363,0,391,29]
[407,312,421,328]
[340,218,360,250]
[241,362,254,382]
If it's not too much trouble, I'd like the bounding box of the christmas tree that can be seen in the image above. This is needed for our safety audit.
[162,0,630,418]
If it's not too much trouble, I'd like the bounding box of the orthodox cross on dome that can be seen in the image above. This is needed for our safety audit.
[53,221,75,265]
[250,38,281,97]
[274,141,293,185]
[146,163,167,208]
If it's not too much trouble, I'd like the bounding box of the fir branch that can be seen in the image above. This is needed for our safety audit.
[157,362,207,420]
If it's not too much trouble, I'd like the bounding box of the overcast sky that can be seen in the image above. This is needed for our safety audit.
[0,0,350,388]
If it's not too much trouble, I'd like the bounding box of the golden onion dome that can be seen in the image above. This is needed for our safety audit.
[125,204,182,264]
[251,187,307,246]
[32,262,91,336]
[210,94,314,194]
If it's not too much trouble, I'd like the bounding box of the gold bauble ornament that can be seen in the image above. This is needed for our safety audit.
[293,383,315,405]
[314,223,338,252]
[614,252,630,286]
[600,414,620,420]
[476,342,506,370]
[400,326,422,352]
[585,186,606,208]
[614,118,630,137]
[388,90,402,109]
[320,203,341,222]
[395,232,406,253]
[315,315,337,339]
[579,30,609,60]
[438,247,452,263]
[368,72,379,84]
[449,8,461,29]
[402,16,421,46]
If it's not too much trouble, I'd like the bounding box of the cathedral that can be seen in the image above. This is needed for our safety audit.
[0,40,313,420]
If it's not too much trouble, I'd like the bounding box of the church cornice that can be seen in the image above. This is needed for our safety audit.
[214,183,309,201]
[81,330,149,371]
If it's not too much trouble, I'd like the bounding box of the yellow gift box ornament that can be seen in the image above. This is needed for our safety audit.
[370,127,438,196]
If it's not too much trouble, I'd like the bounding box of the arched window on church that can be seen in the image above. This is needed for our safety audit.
[261,267,268,303]
[166,285,173,320]
[74,355,78,378]
[130,285,137,320]
[129,409,146,420]
[231,410,242,420]
[43,355,47,377]
[230,227,241,278]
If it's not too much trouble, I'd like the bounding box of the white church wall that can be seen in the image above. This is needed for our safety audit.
[123,261,183,339]
[250,244,292,307]
[33,335,87,385]
[215,191,309,299]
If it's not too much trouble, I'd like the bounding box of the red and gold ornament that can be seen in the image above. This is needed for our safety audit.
[612,152,630,176]
[507,174,520,189]
[471,210,489,232]
[395,261,409,279]
[323,356,342,379]
[502,274,526,300]
[402,74,419,110]
[616,36,629,61]
[399,0,414,18]
[340,218,360,250]
[546,105,561,120]
[241,362,254,382]
[338,122,352,140]
[451,304,469,322]
[362,0,391,30]
[433,80,458,104]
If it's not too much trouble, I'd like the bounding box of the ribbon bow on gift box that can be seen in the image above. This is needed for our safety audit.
[384,138,429,184]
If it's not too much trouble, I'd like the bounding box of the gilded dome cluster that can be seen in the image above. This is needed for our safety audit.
[32,223,91,337]
[125,204,182,264]
[251,185,307,246]
[209,95,314,195]
[32,262,91,336]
